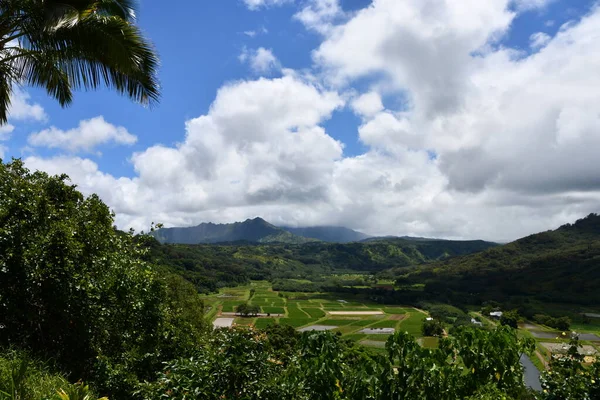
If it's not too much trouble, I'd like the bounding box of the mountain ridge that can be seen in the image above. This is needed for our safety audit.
[150,217,316,244]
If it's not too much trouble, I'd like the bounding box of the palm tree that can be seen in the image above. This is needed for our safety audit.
[0,0,159,124]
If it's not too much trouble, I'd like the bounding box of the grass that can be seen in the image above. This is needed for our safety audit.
[287,303,310,318]
[349,319,377,327]
[319,319,359,326]
[262,306,285,314]
[398,312,424,337]
[254,318,277,329]
[383,307,410,314]
[303,308,326,318]
[420,337,439,349]
[279,318,315,328]
[234,317,255,326]
[369,320,399,329]
[221,301,241,313]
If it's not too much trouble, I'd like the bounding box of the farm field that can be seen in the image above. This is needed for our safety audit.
[202,281,427,350]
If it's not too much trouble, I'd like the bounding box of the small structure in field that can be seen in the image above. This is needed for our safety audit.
[490,311,503,319]
[471,318,483,327]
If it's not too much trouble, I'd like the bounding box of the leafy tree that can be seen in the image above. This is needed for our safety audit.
[422,319,445,337]
[0,0,159,124]
[500,310,520,329]
[0,160,206,397]
[236,303,260,317]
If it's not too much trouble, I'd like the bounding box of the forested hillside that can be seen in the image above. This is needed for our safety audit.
[141,236,498,293]
[393,214,600,306]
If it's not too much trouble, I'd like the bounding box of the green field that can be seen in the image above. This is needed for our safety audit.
[261,306,285,314]
[205,281,425,346]
[303,307,326,318]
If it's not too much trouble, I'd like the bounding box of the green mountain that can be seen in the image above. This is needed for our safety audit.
[150,217,315,244]
[395,213,600,306]
[280,225,371,242]
[142,234,498,293]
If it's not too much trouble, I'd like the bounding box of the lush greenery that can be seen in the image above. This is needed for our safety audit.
[0,0,159,124]
[388,214,600,307]
[533,314,571,331]
[140,325,538,400]
[0,160,207,397]
[143,235,497,294]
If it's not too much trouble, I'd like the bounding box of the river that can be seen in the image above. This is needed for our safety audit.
[520,354,542,391]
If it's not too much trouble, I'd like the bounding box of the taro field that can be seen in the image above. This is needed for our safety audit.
[203,281,428,351]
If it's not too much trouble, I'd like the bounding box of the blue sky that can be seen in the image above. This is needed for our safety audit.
[4,0,600,241]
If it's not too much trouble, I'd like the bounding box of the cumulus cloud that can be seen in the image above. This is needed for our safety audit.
[512,0,556,11]
[239,47,281,74]
[243,0,292,11]
[8,88,46,122]
[351,92,384,118]
[22,0,600,242]
[294,0,344,35]
[529,31,551,48]
[28,116,137,153]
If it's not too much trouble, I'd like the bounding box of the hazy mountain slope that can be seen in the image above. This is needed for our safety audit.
[280,226,371,243]
[150,217,315,244]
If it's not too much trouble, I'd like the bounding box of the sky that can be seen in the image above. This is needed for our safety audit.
[2,0,600,242]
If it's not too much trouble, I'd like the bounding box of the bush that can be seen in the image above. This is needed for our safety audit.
[422,319,445,337]
[533,314,571,331]
[500,310,520,329]
[0,160,207,398]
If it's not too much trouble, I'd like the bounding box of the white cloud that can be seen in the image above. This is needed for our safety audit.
[512,0,556,11]
[243,0,292,11]
[294,0,344,35]
[28,116,137,153]
[239,47,281,74]
[0,124,14,141]
[8,88,46,122]
[22,1,600,242]
[0,144,6,159]
[529,31,551,48]
[243,26,269,37]
[351,92,384,117]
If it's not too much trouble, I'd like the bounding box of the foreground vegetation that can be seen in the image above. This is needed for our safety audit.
[1,159,599,399]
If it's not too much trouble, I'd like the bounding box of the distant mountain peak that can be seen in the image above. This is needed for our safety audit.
[150,217,315,245]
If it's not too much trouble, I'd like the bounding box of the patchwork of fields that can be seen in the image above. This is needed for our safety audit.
[204,281,426,350]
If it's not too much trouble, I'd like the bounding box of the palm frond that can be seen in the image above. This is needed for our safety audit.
[11,48,72,106]
[0,62,15,124]
[41,14,160,104]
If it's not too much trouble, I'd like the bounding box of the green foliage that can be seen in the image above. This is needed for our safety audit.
[139,327,281,400]
[397,214,600,307]
[422,319,445,337]
[236,303,261,317]
[533,315,571,331]
[142,326,536,400]
[143,233,497,294]
[0,350,105,400]
[539,337,600,400]
[501,310,520,329]
[0,160,207,397]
